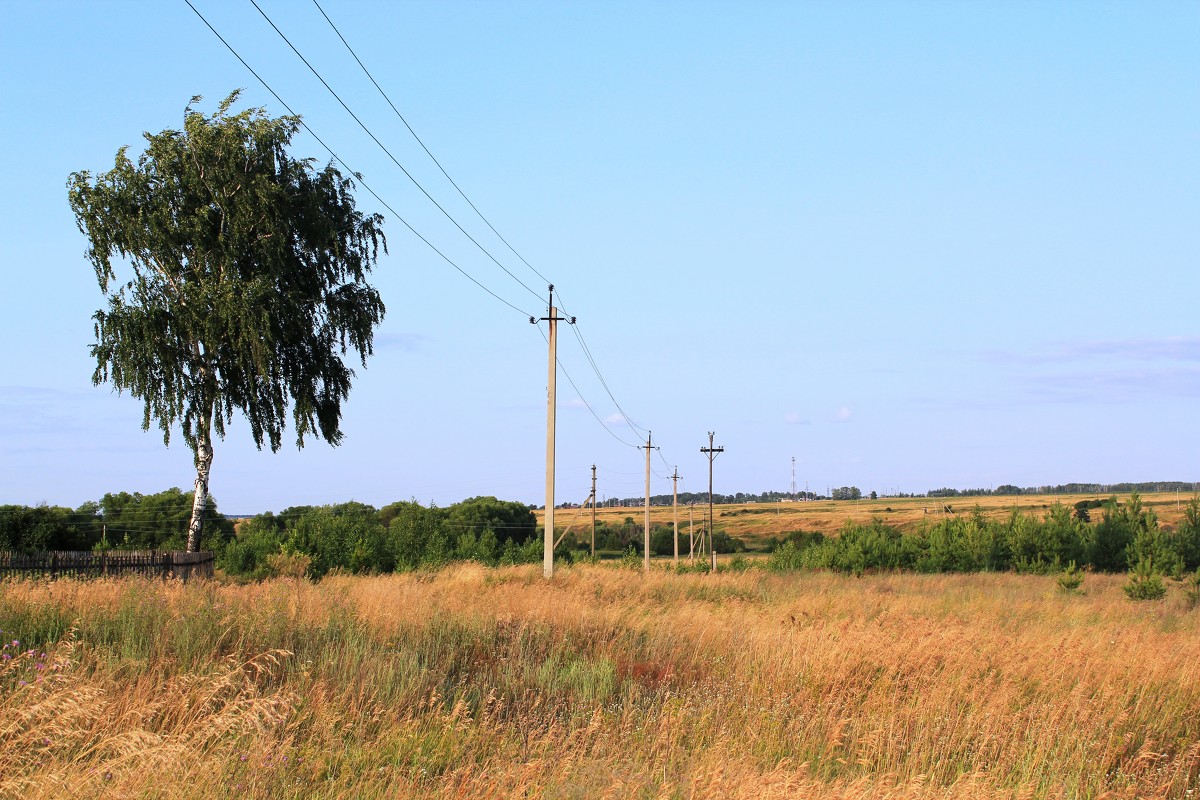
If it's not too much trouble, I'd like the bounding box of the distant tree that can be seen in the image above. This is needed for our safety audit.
[832,486,862,501]
[443,497,537,546]
[869,491,878,500]
[68,92,386,551]
[100,487,233,550]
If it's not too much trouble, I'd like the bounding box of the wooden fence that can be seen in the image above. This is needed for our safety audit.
[0,550,215,582]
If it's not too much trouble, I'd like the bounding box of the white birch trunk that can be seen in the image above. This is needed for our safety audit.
[186,428,213,553]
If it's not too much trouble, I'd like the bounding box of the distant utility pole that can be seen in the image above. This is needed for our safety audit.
[701,431,724,572]
[671,467,681,563]
[591,464,598,558]
[640,432,658,573]
[791,456,796,501]
[531,285,574,579]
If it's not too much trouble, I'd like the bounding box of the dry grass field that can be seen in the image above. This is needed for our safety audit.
[550,492,1198,550]
[1,564,1197,798]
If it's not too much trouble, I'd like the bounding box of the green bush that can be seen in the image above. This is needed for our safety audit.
[1124,557,1167,601]
[1057,561,1084,594]
[1183,568,1200,610]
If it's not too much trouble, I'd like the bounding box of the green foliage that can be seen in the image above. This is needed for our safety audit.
[217,516,283,578]
[0,504,97,552]
[0,489,232,554]
[762,498,1181,579]
[1182,568,1200,610]
[218,496,540,578]
[68,91,387,549]
[442,496,536,546]
[1057,562,1084,594]
[1174,497,1200,572]
[711,529,747,554]
[618,547,642,570]
[280,504,386,579]
[916,509,1009,573]
[767,540,804,571]
[99,488,233,551]
[1123,557,1167,601]
[1091,494,1154,572]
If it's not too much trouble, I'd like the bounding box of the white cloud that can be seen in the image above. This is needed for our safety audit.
[783,411,811,425]
[830,406,852,423]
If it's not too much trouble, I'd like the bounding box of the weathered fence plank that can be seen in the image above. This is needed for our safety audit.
[0,551,214,581]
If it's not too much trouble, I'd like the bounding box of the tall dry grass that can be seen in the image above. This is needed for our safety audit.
[1,566,1197,798]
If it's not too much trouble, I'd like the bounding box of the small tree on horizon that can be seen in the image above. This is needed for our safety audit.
[68,92,387,551]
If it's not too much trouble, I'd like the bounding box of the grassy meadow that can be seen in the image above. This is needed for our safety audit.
[2,563,1198,798]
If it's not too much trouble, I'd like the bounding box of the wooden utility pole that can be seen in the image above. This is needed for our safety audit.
[590,464,597,558]
[532,285,574,579]
[701,431,724,573]
[671,467,681,563]
[639,432,658,573]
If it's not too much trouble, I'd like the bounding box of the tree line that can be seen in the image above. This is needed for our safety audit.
[0,488,753,579]
[0,490,548,579]
[928,482,1199,498]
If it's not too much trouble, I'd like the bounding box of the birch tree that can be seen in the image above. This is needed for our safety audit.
[68,92,386,552]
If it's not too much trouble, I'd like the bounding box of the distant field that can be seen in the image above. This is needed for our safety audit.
[541,491,1198,551]
[1,566,1196,798]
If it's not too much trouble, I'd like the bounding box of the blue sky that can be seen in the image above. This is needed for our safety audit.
[1,1,1196,514]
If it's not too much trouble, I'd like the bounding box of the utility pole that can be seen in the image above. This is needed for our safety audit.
[590,464,597,558]
[531,285,574,579]
[791,456,796,501]
[701,431,724,573]
[671,467,681,564]
[639,432,658,573]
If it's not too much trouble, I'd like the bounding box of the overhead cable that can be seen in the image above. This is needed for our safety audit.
[182,0,534,318]
[310,0,553,289]
[248,0,544,303]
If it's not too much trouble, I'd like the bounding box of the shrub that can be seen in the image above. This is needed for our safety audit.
[1124,557,1167,601]
[1057,561,1084,594]
[1183,568,1200,610]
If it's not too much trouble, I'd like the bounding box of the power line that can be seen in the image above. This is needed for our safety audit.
[182,0,535,318]
[247,0,544,304]
[554,289,647,437]
[535,324,639,449]
[310,0,553,290]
